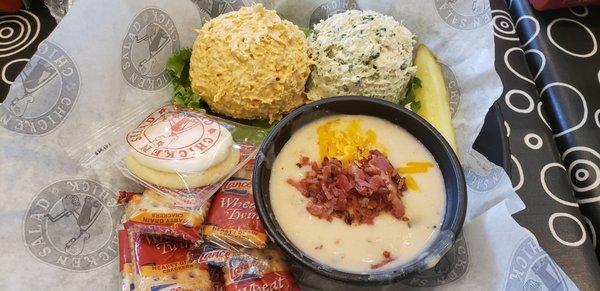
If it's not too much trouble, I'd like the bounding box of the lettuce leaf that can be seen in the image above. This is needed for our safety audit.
[167,48,208,112]
[401,76,422,112]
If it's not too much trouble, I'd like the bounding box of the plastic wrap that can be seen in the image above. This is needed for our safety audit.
[230,146,257,180]
[68,103,265,206]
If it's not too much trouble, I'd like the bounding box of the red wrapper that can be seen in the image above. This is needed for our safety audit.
[118,228,135,291]
[203,179,267,248]
[225,271,298,291]
[223,247,300,291]
[130,233,212,291]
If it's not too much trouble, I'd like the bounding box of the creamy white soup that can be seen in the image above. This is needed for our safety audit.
[269,115,446,273]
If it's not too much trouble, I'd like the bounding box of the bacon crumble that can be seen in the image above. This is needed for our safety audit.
[286,150,408,225]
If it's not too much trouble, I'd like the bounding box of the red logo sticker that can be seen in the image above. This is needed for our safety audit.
[127,105,222,160]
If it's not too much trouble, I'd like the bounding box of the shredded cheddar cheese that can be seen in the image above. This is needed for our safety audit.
[397,162,435,191]
[397,161,434,174]
[317,118,387,164]
[405,176,420,192]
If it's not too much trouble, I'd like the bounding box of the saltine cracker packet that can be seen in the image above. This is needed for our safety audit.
[124,189,210,243]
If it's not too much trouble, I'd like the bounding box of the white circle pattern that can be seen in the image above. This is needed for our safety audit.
[540,82,587,138]
[537,102,551,130]
[516,16,540,48]
[575,169,589,182]
[582,216,597,249]
[548,213,587,247]
[524,133,543,149]
[1,58,28,85]
[0,11,41,58]
[568,6,589,17]
[492,10,519,42]
[547,18,597,58]
[540,163,579,207]
[505,89,534,113]
[0,27,14,39]
[562,146,600,197]
[524,49,545,81]
[511,155,524,191]
[568,159,600,193]
[504,47,535,84]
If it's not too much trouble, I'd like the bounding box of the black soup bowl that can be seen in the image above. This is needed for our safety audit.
[252,96,467,284]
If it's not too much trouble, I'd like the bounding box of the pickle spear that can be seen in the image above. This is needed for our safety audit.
[413,44,458,154]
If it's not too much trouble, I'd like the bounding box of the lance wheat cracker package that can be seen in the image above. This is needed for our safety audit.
[119,228,136,291]
[223,247,299,291]
[194,243,233,267]
[69,103,265,206]
[193,244,267,275]
[203,179,267,249]
[124,189,210,243]
[130,232,212,291]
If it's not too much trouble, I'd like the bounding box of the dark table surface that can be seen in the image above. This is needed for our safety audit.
[1,0,598,289]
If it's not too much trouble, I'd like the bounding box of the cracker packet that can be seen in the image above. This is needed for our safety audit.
[129,232,212,291]
[203,178,267,249]
[67,102,266,206]
[124,189,210,243]
[190,243,299,290]
[223,246,300,291]
[195,243,234,267]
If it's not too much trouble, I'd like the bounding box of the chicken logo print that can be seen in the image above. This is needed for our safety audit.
[0,41,80,135]
[434,0,492,30]
[465,149,503,192]
[440,63,461,117]
[45,194,103,255]
[8,59,58,117]
[309,0,359,28]
[122,7,179,91]
[505,237,568,291]
[150,115,202,148]
[127,105,223,160]
[23,179,120,271]
[403,233,468,287]
[136,23,170,76]
[194,0,246,22]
